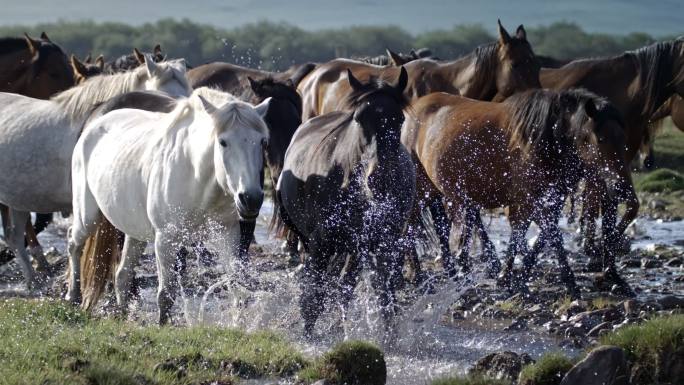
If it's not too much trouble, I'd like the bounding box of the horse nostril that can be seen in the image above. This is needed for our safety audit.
[238,191,264,210]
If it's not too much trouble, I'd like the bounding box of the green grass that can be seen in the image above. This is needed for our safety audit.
[589,296,618,310]
[600,314,684,384]
[0,298,309,385]
[518,352,575,385]
[634,168,684,192]
[297,340,386,385]
[430,375,508,385]
[650,121,684,173]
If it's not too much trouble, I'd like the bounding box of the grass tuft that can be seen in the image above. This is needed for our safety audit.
[635,168,684,192]
[0,298,309,385]
[518,352,574,385]
[298,340,386,385]
[430,375,509,385]
[599,314,684,384]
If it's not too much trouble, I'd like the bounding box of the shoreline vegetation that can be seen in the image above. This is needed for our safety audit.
[0,19,680,72]
[1,299,681,385]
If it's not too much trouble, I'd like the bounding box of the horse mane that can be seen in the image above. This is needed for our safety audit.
[506,88,619,159]
[627,38,684,118]
[52,60,186,123]
[0,37,30,56]
[168,87,268,137]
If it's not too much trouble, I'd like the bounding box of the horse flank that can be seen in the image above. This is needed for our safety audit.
[52,60,188,124]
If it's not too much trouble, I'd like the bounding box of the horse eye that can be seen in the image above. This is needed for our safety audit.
[261,138,269,147]
[219,139,227,147]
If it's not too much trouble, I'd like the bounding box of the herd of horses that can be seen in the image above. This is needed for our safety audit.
[0,21,683,337]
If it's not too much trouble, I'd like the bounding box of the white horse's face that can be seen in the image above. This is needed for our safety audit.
[143,58,191,98]
[205,98,270,220]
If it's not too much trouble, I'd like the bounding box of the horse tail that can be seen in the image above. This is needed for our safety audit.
[269,188,288,238]
[80,216,121,311]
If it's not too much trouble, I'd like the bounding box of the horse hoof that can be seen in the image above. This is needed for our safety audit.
[603,269,635,297]
[65,292,82,305]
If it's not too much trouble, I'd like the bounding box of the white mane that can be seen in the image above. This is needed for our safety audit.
[51,59,189,123]
[166,87,269,136]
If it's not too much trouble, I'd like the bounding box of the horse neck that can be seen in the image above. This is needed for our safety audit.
[440,53,496,100]
[0,50,32,94]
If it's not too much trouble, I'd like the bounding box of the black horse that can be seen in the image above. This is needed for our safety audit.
[277,68,415,338]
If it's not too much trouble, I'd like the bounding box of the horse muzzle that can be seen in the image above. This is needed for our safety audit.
[236,190,264,221]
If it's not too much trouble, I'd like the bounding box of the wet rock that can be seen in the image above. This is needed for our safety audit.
[220,359,259,378]
[587,322,612,337]
[648,199,667,210]
[657,295,684,310]
[641,258,662,269]
[0,241,13,266]
[619,259,641,269]
[504,318,528,331]
[621,299,639,316]
[665,257,682,267]
[564,326,586,338]
[559,345,628,385]
[469,351,533,381]
[312,381,330,385]
[559,336,587,349]
[568,309,607,331]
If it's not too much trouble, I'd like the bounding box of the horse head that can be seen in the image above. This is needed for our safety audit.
[492,20,541,101]
[142,57,191,98]
[196,91,270,220]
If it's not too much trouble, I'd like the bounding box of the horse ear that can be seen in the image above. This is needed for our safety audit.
[585,99,598,119]
[254,97,272,119]
[84,53,92,63]
[153,44,163,60]
[409,49,418,59]
[144,54,157,76]
[497,19,512,45]
[285,78,295,88]
[40,32,51,42]
[248,76,261,93]
[95,55,105,70]
[70,55,87,77]
[516,25,527,40]
[395,66,408,94]
[386,49,406,66]
[133,48,145,64]
[198,94,217,115]
[24,33,40,58]
[347,69,363,91]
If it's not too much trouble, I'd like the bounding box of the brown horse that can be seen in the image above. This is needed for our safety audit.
[541,38,684,268]
[70,54,104,84]
[403,89,634,296]
[643,94,684,168]
[0,32,75,271]
[298,20,540,120]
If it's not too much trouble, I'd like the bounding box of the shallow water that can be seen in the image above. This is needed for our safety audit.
[2,201,683,384]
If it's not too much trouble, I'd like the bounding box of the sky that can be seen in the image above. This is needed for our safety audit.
[0,0,681,36]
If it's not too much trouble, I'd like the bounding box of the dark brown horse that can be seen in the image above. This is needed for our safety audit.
[403,89,634,296]
[0,32,74,271]
[277,69,414,339]
[70,54,104,84]
[541,38,684,270]
[298,20,540,120]
[104,45,164,73]
[354,48,435,66]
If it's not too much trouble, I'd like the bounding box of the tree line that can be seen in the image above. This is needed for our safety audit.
[0,19,680,71]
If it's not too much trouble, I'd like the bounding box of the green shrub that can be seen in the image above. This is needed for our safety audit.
[636,168,684,192]
[430,375,508,385]
[299,340,386,385]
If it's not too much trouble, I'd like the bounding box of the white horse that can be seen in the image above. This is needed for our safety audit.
[69,87,270,324]
[0,57,190,290]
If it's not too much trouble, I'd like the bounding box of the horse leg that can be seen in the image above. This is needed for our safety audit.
[24,218,49,272]
[455,206,474,274]
[115,236,146,311]
[285,230,301,265]
[6,210,40,291]
[405,198,429,285]
[428,196,455,276]
[300,233,328,337]
[600,195,635,297]
[154,231,181,325]
[472,209,500,277]
[338,252,361,328]
[497,208,530,292]
[373,241,404,342]
[548,223,580,299]
[580,182,603,272]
